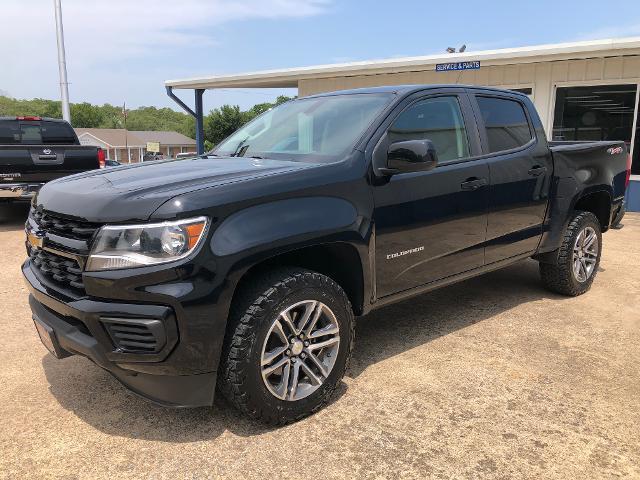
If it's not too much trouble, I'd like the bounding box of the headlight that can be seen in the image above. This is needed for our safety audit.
[86,216,208,271]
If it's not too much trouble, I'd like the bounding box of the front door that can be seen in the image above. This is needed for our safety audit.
[373,93,489,298]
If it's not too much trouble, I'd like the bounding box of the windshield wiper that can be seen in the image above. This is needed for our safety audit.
[232,137,250,157]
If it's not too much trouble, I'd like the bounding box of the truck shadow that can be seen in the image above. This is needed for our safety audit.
[42,259,566,442]
[0,202,30,231]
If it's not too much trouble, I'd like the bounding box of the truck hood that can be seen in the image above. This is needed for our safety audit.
[35,156,317,222]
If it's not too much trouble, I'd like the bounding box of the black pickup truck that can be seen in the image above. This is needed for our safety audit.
[0,116,103,200]
[23,86,630,424]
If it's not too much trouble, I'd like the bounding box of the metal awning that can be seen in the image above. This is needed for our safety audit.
[165,36,640,153]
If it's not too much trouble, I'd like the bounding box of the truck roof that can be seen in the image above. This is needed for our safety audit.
[305,84,529,99]
[0,116,68,122]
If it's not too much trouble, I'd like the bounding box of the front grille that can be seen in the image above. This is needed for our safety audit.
[102,318,166,353]
[27,208,103,295]
[30,249,84,291]
[30,209,101,241]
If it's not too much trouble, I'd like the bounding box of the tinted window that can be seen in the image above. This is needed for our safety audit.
[41,121,77,144]
[388,96,470,163]
[0,121,21,144]
[477,97,533,153]
[20,124,42,144]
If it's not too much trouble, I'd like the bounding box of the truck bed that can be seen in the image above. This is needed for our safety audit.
[549,140,629,201]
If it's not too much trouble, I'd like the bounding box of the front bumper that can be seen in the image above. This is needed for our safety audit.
[23,261,217,407]
[0,182,44,198]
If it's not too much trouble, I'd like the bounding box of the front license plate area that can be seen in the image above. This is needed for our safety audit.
[33,318,70,359]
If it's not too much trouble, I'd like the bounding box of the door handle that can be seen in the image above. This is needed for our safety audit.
[460,177,487,191]
[528,165,547,177]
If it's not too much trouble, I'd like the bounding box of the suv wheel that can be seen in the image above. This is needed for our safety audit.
[219,268,354,424]
[539,211,602,296]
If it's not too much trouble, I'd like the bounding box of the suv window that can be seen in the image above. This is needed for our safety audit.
[476,96,533,153]
[388,96,470,163]
[0,121,20,144]
[41,121,77,144]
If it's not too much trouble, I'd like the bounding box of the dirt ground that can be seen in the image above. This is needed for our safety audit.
[0,202,638,479]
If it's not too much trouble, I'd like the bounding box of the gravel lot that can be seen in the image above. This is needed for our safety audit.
[1,202,639,479]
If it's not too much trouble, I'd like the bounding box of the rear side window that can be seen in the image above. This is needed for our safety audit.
[0,121,20,144]
[41,121,77,144]
[476,96,533,153]
[388,96,470,163]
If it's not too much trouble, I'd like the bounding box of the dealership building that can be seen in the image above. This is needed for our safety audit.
[75,128,196,162]
[166,37,640,211]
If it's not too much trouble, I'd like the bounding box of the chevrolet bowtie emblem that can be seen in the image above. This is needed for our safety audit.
[27,230,45,249]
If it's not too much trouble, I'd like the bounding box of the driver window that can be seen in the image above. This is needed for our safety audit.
[389,96,470,163]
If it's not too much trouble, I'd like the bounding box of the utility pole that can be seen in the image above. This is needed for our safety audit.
[54,0,71,123]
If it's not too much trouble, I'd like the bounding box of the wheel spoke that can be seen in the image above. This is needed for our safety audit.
[273,320,288,343]
[277,362,291,399]
[287,362,301,400]
[262,356,289,377]
[306,351,329,378]
[262,345,288,366]
[300,361,322,386]
[308,336,340,352]
[303,303,324,336]
[579,260,587,280]
[296,300,318,334]
[309,324,339,339]
[280,311,297,336]
[584,251,597,263]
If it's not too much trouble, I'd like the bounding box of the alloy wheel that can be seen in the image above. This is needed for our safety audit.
[260,300,340,401]
[572,226,598,282]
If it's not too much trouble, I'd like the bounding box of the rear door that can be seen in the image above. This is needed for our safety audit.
[468,92,553,263]
[372,90,489,297]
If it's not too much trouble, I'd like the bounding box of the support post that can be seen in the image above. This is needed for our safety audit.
[166,86,205,155]
[195,89,205,154]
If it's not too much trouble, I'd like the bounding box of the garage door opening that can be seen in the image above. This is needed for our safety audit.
[552,84,639,174]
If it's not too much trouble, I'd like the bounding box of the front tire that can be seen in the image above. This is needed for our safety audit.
[219,267,354,424]
[539,211,602,296]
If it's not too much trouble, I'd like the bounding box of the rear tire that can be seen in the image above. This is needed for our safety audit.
[539,211,602,296]
[219,267,354,425]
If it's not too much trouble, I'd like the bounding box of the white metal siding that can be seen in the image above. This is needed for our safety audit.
[298,55,640,137]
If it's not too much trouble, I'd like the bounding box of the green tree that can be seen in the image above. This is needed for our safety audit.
[204,105,247,145]
[70,102,103,127]
[0,94,293,145]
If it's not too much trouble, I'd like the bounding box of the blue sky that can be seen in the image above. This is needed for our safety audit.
[2,0,640,115]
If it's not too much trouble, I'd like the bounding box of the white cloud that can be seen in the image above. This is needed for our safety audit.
[575,23,640,41]
[1,0,330,103]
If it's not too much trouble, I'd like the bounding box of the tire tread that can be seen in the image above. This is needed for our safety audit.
[539,210,601,296]
[219,267,354,425]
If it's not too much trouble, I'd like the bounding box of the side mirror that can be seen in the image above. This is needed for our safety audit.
[383,140,438,175]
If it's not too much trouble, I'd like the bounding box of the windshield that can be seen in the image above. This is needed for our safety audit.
[213,93,393,162]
